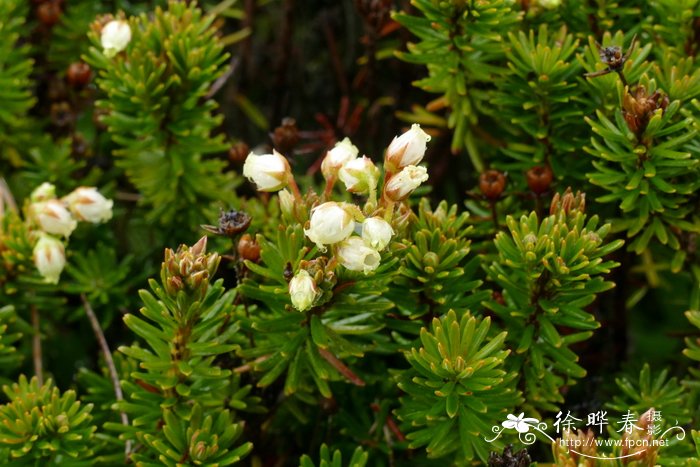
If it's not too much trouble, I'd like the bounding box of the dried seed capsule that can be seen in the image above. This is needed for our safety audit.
[526,165,553,195]
[37,1,61,27]
[271,117,300,155]
[66,62,92,88]
[479,169,506,200]
[237,234,261,262]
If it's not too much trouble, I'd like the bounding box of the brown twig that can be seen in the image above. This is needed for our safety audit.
[31,305,43,386]
[81,294,132,458]
[318,348,365,386]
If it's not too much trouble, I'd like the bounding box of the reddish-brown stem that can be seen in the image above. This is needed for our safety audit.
[31,305,43,386]
[318,348,365,386]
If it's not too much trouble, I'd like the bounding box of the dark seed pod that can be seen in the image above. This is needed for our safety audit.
[479,169,506,200]
[228,142,250,164]
[66,62,92,88]
[271,117,299,155]
[526,165,553,195]
[37,1,61,27]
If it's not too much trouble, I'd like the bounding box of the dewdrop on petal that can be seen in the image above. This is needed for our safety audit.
[31,199,78,238]
[242,150,291,192]
[384,165,429,202]
[337,237,381,274]
[289,270,319,312]
[321,137,358,181]
[385,124,431,171]
[33,234,66,284]
[62,187,113,223]
[304,202,355,251]
[361,217,393,251]
[338,156,379,194]
[101,20,132,58]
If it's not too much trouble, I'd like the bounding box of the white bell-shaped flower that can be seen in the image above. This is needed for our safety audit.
[336,237,381,274]
[304,202,354,250]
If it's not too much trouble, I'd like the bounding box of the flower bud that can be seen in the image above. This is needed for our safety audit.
[31,200,77,238]
[33,234,66,284]
[385,124,431,171]
[101,20,132,58]
[242,150,291,192]
[278,189,295,219]
[336,237,381,274]
[361,217,393,251]
[289,269,319,311]
[30,182,56,203]
[384,165,429,201]
[338,156,380,194]
[321,138,358,181]
[304,202,355,250]
[62,187,113,223]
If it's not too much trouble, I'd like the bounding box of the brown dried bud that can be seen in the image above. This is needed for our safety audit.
[237,234,261,262]
[479,169,506,200]
[37,1,61,27]
[202,210,252,237]
[622,86,668,137]
[47,78,68,102]
[271,117,300,155]
[526,165,553,195]
[228,142,250,164]
[50,101,74,128]
[550,188,586,216]
[599,46,623,69]
[488,444,531,467]
[71,133,89,157]
[66,62,92,88]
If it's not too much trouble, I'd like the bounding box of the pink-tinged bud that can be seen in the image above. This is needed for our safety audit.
[31,200,78,238]
[289,270,319,311]
[101,20,132,58]
[33,234,66,284]
[338,156,379,195]
[361,217,394,251]
[62,187,113,223]
[321,138,359,181]
[385,124,431,171]
[30,182,56,203]
[384,165,429,201]
[242,150,291,192]
[336,237,381,274]
[304,202,355,251]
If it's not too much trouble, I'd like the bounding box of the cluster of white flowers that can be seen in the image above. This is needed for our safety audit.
[29,183,113,284]
[240,124,431,312]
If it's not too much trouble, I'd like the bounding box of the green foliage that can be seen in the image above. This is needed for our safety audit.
[390,199,489,322]
[119,238,243,418]
[494,25,585,175]
[0,0,35,166]
[585,76,700,256]
[0,375,96,464]
[394,0,520,166]
[239,224,394,397]
[607,363,692,426]
[86,1,236,226]
[0,306,22,374]
[299,444,368,467]
[486,191,624,411]
[396,310,520,462]
[135,404,251,466]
